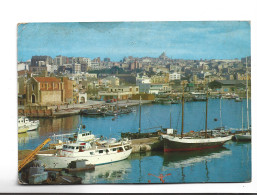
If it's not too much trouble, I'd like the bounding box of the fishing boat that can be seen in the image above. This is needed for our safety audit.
[36,138,132,168]
[81,108,105,116]
[162,85,232,152]
[234,57,251,141]
[18,117,39,132]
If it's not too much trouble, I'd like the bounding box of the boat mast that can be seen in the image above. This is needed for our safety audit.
[181,84,185,138]
[205,88,209,138]
[220,96,223,127]
[241,101,244,133]
[246,57,249,130]
[170,111,172,129]
[139,96,142,134]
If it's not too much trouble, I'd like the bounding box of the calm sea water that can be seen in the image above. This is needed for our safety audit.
[18,99,251,183]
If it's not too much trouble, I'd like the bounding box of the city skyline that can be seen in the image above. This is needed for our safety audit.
[18,21,251,62]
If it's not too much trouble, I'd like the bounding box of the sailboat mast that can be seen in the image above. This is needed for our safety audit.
[220,97,223,127]
[170,111,172,129]
[139,96,142,134]
[205,89,209,138]
[241,101,244,132]
[246,57,249,130]
[181,84,185,138]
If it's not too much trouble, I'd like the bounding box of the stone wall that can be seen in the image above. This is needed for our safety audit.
[41,91,62,104]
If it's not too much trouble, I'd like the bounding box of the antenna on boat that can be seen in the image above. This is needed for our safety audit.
[181,82,185,139]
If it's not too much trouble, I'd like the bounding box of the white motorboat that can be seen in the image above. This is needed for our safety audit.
[36,138,132,168]
[49,125,96,149]
[18,117,39,132]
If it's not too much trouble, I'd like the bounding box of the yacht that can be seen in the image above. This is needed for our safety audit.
[36,138,132,168]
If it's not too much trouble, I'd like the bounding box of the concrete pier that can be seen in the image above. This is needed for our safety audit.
[131,137,163,153]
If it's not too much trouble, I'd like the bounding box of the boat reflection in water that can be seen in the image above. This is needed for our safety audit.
[18,130,39,145]
[162,146,232,170]
[69,159,132,184]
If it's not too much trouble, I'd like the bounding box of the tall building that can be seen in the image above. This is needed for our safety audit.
[72,63,81,74]
[82,58,91,67]
[54,55,68,66]
[31,56,53,66]
[104,58,111,62]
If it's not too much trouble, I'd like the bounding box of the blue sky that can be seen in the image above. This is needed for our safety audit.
[17,21,251,62]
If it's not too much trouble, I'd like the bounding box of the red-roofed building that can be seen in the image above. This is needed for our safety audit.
[26,77,65,105]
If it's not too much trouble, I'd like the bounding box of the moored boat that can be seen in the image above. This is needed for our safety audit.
[162,85,232,152]
[162,135,232,152]
[81,108,105,116]
[36,138,132,168]
[234,57,251,142]
[18,126,29,134]
[18,117,40,131]
[49,125,95,149]
[234,132,251,141]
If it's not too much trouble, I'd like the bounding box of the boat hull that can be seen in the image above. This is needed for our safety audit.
[163,135,232,152]
[36,149,132,168]
[234,134,251,141]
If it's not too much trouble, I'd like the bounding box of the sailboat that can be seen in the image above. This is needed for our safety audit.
[162,84,232,152]
[234,57,251,141]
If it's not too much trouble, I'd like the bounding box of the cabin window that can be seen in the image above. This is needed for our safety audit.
[99,150,103,154]
[82,133,85,136]
[90,152,94,155]
[71,146,75,149]
[112,148,116,151]
[76,147,79,149]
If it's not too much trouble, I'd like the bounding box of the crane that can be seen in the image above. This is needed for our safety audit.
[18,138,51,172]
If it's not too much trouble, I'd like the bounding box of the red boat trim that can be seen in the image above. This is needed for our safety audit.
[164,143,223,152]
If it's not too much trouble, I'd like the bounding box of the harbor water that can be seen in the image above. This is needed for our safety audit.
[18,99,251,183]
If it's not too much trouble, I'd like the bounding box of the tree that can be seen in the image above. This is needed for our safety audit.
[208,81,222,89]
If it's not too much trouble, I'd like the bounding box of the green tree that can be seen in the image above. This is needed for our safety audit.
[208,81,222,89]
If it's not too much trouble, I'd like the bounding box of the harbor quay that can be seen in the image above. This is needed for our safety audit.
[18,99,153,118]
[17,91,248,118]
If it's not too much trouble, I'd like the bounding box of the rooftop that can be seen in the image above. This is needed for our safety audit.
[34,77,61,83]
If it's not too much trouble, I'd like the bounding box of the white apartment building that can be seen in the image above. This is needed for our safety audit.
[136,76,151,85]
[83,58,91,67]
[17,63,29,71]
[169,72,181,81]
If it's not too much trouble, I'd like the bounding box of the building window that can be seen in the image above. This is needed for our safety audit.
[32,84,34,91]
